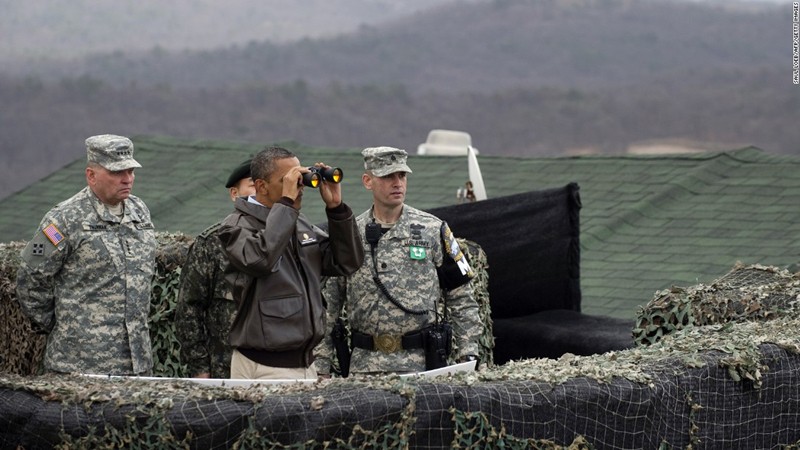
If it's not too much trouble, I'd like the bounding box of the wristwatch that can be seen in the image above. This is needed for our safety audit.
[459,355,478,363]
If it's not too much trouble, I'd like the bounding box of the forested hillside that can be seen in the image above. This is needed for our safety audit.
[0,0,795,202]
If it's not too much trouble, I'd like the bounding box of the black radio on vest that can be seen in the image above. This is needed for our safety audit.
[365,222,382,246]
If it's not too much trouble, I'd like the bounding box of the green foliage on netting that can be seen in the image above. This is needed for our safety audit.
[55,405,193,450]
[457,238,494,369]
[149,265,185,378]
[149,232,193,378]
[228,381,419,449]
[232,410,415,450]
[2,370,605,449]
[1,373,426,449]
[5,303,800,449]
[0,241,46,375]
[633,263,800,347]
[450,408,594,450]
[686,394,702,450]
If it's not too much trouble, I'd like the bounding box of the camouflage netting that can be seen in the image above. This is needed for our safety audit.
[3,237,800,449]
[633,263,800,347]
[455,238,494,368]
[0,241,46,376]
[148,232,195,378]
[3,311,800,448]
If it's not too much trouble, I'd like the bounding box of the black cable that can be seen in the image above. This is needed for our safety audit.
[365,221,427,316]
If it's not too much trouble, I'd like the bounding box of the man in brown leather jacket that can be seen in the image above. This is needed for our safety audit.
[218,147,364,379]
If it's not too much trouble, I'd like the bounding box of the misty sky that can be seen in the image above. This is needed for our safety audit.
[1,0,789,62]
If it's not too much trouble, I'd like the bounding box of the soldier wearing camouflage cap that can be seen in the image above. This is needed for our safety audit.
[317,146,482,376]
[16,134,157,375]
[174,158,255,379]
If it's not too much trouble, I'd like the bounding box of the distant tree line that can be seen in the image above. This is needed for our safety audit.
[1,65,797,200]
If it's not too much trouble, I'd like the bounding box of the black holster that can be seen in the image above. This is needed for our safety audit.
[331,317,351,377]
[423,322,453,370]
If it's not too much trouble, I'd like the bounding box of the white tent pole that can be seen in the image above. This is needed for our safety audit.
[467,145,487,201]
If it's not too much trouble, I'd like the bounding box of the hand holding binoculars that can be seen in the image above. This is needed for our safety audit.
[302,166,343,188]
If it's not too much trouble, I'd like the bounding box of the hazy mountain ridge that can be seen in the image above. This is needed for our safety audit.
[7,0,787,92]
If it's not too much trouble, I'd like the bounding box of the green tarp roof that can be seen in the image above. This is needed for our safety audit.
[2,135,798,320]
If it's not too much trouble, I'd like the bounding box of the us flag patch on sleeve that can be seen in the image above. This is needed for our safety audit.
[43,223,65,246]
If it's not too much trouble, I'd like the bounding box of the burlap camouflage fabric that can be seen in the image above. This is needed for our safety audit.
[174,223,237,378]
[362,147,413,177]
[16,186,156,375]
[317,205,481,375]
[85,134,142,171]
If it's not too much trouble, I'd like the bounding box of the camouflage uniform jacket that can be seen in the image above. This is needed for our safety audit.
[317,205,482,375]
[16,186,157,375]
[175,222,237,378]
[218,197,363,369]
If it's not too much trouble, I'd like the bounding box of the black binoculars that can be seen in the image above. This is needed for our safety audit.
[302,166,343,188]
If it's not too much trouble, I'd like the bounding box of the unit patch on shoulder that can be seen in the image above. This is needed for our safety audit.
[31,242,45,256]
[42,223,65,246]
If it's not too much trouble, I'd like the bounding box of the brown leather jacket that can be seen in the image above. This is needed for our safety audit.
[218,197,363,368]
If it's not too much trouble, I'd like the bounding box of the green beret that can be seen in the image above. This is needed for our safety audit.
[225,159,252,188]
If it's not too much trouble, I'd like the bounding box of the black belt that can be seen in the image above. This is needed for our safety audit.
[351,330,425,353]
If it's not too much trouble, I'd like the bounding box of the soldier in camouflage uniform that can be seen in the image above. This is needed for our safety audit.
[174,159,255,378]
[317,147,482,376]
[16,135,157,375]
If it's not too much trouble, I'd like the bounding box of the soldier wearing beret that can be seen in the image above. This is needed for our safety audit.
[317,147,482,376]
[16,134,157,375]
[174,158,255,378]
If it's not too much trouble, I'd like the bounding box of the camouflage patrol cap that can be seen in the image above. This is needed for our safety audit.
[362,147,413,177]
[86,134,141,171]
[225,158,253,188]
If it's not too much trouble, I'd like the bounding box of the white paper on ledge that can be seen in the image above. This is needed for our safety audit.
[82,360,476,388]
[398,360,477,379]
